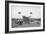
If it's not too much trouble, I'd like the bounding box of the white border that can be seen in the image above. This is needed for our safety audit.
[9,3,43,31]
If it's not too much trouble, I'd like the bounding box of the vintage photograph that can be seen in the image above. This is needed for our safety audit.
[11,5,41,28]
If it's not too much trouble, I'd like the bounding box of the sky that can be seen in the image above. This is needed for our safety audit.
[11,4,41,19]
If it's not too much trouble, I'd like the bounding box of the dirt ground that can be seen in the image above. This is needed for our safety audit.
[12,19,41,28]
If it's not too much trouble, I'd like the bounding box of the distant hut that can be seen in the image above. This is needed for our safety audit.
[22,16,30,24]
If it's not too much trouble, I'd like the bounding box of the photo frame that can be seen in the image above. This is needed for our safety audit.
[5,1,45,33]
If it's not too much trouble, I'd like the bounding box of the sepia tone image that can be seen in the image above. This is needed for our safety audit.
[11,5,41,28]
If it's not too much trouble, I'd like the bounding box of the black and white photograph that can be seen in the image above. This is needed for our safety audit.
[5,1,45,33]
[11,4,41,28]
